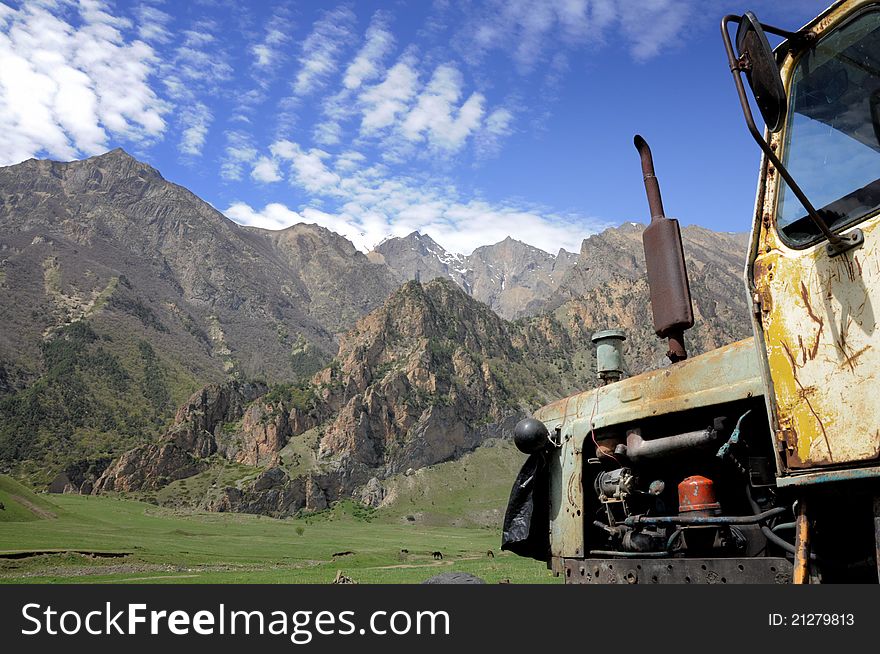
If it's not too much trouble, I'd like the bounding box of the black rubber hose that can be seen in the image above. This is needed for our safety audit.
[624,505,786,526]
[744,486,819,561]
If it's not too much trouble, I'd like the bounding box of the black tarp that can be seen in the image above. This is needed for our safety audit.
[500,452,550,561]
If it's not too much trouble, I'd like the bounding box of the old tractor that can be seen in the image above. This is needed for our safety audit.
[502,0,880,583]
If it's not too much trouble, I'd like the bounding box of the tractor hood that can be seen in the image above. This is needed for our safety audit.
[535,338,764,444]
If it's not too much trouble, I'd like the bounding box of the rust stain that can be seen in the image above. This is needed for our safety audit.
[566,467,581,508]
[842,345,870,371]
[780,341,834,464]
[799,280,823,327]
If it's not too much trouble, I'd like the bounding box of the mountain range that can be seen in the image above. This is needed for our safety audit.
[0,150,752,514]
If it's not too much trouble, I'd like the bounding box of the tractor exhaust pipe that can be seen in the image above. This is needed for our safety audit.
[633,135,694,363]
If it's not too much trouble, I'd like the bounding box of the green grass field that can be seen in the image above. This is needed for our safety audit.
[0,443,558,584]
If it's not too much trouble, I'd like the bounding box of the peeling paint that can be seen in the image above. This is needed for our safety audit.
[748,0,880,472]
[754,223,880,468]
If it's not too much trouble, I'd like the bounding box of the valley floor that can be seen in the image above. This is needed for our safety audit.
[0,475,556,584]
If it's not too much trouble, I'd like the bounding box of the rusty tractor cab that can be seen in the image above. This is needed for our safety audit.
[502,0,880,584]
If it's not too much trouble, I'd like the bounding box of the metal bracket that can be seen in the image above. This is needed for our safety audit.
[826,228,864,257]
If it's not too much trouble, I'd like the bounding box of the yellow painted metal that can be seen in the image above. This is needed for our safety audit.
[750,0,880,470]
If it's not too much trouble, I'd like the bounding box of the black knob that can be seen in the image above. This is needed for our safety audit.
[514,418,550,454]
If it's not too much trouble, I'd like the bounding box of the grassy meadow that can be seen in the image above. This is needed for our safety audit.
[0,442,558,584]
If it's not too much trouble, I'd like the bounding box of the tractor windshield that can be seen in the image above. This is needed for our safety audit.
[777,8,880,246]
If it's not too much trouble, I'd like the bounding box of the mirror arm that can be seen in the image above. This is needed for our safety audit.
[720,15,863,257]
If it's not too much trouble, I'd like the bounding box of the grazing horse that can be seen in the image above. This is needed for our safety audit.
[487,549,495,558]
[432,551,443,560]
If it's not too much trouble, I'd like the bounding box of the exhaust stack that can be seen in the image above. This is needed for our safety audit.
[633,135,694,363]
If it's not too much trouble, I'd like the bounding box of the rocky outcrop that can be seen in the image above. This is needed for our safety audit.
[48,457,112,494]
[221,403,292,466]
[93,443,204,492]
[312,280,530,477]
[94,380,268,492]
[207,467,341,517]
[209,467,306,517]
[359,477,386,508]
[165,381,268,457]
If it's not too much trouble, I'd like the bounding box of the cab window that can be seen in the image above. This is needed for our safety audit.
[777,9,880,246]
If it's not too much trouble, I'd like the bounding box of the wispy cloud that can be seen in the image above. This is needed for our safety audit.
[251,10,293,74]
[136,2,173,45]
[454,0,688,72]
[617,0,692,62]
[224,138,606,254]
[179,102,212,156]
[0,0,168,165]
[220,130,258,181]
[400,64,485,152]
[358,54,420,135]
[160,19,232,157]
[292,6,357,97]
[343,11,395,90]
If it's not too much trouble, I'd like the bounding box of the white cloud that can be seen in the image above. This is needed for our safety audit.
[343,12,395,90]
[159,19,232,157]
[457,0,688,71]
[221,131,258,181]
[617,0,691,62]
[334,150,366,172]
[226,138,605,254]
[293,7,356,96]
[310,12,396,146]
[401,64,485,151]
[170,25,233,89]
[270,139,340,193]
[179,102,212,156]
[358,55,420,134]
[136,3,173,45]
[0,1,168,165]
[476,106,515,157]
[251,11,292,72]
[251,156,281,183]
[225,201,302,229]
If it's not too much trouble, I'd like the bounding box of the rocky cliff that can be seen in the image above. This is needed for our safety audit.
[96,278,594,514]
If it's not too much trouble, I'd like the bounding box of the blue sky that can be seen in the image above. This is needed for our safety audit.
[0,0,832,254]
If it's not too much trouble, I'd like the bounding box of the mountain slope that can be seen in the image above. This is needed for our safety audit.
[372,232,577,319]
[546,223,752,371]
[0,150,397,478]
[95,278,599,514]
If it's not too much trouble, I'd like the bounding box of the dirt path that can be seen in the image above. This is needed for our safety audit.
[9,494,56,519]
[106,574,201,583]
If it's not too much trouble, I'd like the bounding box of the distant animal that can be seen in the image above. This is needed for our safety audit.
[400,548,409,554]
[432,551,443,560]
[487,549,495,558]
[332,550,355,558]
